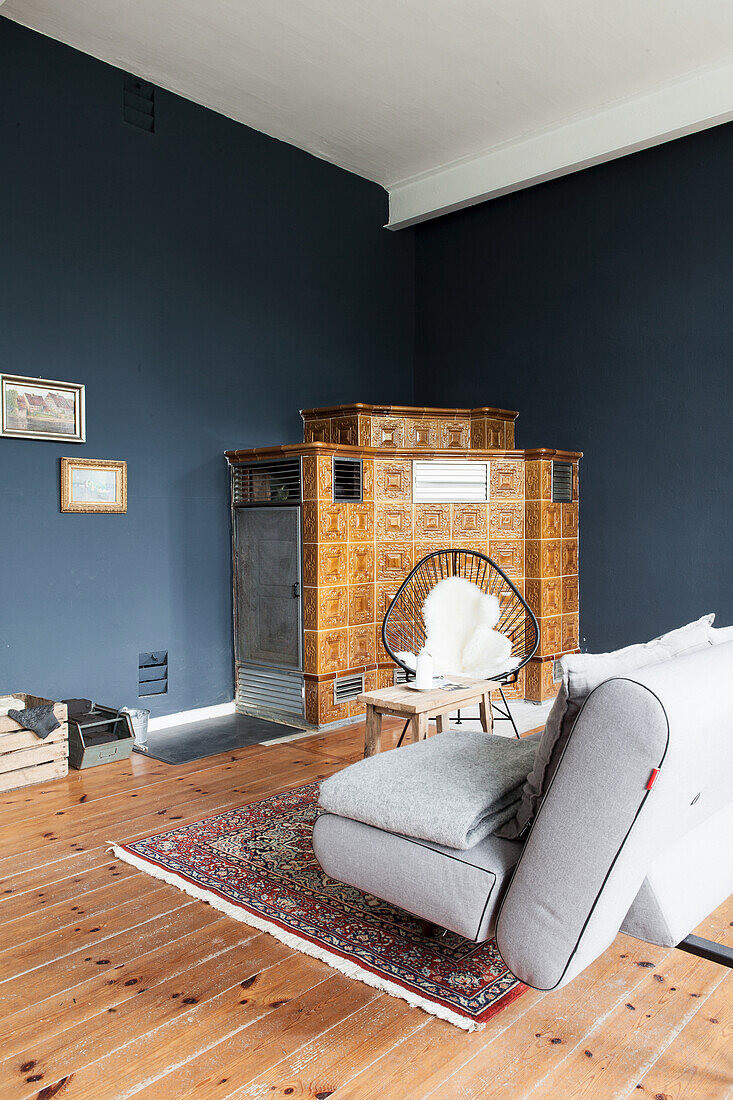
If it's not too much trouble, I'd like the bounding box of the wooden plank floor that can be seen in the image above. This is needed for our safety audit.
[0,719,730,1100]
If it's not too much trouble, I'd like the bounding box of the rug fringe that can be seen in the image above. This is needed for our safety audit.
[109,843,483,1031]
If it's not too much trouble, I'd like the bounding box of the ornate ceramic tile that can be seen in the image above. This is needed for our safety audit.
[377,582,405,621]
[489,540,524,578]
[489,501,523,540]
[304,679,319,724]
[562,503,579,538]
[375,502,413,541]
[525,659,558,702]
[451,504,488,541]
[405,418,439,449]
[303,419,330,444]
[440,421,470,449]
[562,575,579,614]
[348,584,375,626]
[330,415,359,447]
[348,542,375,585]
[490,460,524,499]
[301,456,318,502]
[357,417,373,447]
[414,503,451,539]
[316,586,347,630]
[302,587,317,632]
[302,501,346,543]
[303,631,318,674]
[485,419,506,449]
[562,613,580,652]
[371,420,405,449]
[361,459,374,500]
[375,460,412,500]
[316,680,349,725]
[414,542,452,566]
[470,420,487,449]
[349,624,375,668]
[315,629,348,675]
[562,539,578,576]
[306,544,347,586]
[376,542,413,583]
[317,456,332,500]
[538,615,563,656]
[525,577,562,619]
[525,539,562,578]
[524,460,552,501]
[347,502,375,541]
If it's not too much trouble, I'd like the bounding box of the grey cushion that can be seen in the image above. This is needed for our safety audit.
[499,614,715,839]
[318,729,539,851]
[496,642,733,991]
[313,812,523,941]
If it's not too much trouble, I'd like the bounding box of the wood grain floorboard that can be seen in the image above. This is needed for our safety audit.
[0,725,729,1100]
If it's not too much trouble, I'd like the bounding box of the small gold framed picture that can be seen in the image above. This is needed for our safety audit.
[60,458,127,513]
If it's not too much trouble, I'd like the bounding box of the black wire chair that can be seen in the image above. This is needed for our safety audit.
[382,549,539,739]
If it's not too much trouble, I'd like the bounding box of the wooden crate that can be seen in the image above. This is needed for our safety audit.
[0,694,69,792]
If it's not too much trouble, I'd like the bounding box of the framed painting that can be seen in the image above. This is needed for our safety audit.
[60,458,127,513]
[0,374,86,442]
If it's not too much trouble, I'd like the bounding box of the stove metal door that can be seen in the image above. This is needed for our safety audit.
[234,506,302,670]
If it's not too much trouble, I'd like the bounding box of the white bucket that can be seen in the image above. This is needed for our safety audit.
[120,707,150,746]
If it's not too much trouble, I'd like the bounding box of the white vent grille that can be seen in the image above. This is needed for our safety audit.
[232,459,301,506]
[551,462,573,503]
[236,663,304,717]
[393,667,409,685]
[334,673,364,704]
[413,460,489,503]
[552,659,564,682]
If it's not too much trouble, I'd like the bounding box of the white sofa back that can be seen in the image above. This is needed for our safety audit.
[495,641,733,990]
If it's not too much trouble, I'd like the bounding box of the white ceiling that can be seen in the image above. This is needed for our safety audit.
[4,0,733,226]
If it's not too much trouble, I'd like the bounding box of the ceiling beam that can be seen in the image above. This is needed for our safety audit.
[386,61,733,230]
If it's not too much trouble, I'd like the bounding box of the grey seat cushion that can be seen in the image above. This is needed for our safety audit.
[313,812,523,941]
[498,614,715,839]
[319,729,539,850]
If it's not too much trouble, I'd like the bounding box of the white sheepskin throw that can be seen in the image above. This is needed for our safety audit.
[422,577,512,679]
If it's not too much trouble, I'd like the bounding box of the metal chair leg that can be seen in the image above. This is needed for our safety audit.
[492,687,521,739]
[396,719,411,747]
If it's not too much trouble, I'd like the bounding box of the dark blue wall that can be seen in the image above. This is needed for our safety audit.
[0,20,414,714]
[414,125,733,650]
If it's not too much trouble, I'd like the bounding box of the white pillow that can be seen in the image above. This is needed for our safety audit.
[498,614,715,839]
[709,624,733,645]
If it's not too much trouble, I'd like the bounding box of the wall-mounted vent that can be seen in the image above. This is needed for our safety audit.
[123,74,155,133]
[552,658,564,683]
[333,458,362,502]
[232,459,302,506]
[413,460,489,503]
[334,673,364,704]
[139,651,167,696]
[393,667,409,685]
[551,461,573,503]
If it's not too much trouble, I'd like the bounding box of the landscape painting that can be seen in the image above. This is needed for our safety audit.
[60,458,127,513]
[0,373,85,442]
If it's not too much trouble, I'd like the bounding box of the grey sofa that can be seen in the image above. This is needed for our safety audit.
[313,642,733,991]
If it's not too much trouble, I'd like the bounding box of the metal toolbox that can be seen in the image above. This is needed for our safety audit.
[66,703,135,769]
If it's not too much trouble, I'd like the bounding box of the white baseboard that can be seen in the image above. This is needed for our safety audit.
[148,701,236,732]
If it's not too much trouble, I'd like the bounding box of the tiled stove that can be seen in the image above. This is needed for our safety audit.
[225,404,581,728]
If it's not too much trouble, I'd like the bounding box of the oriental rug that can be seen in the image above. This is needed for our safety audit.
[113,783,526,1030]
